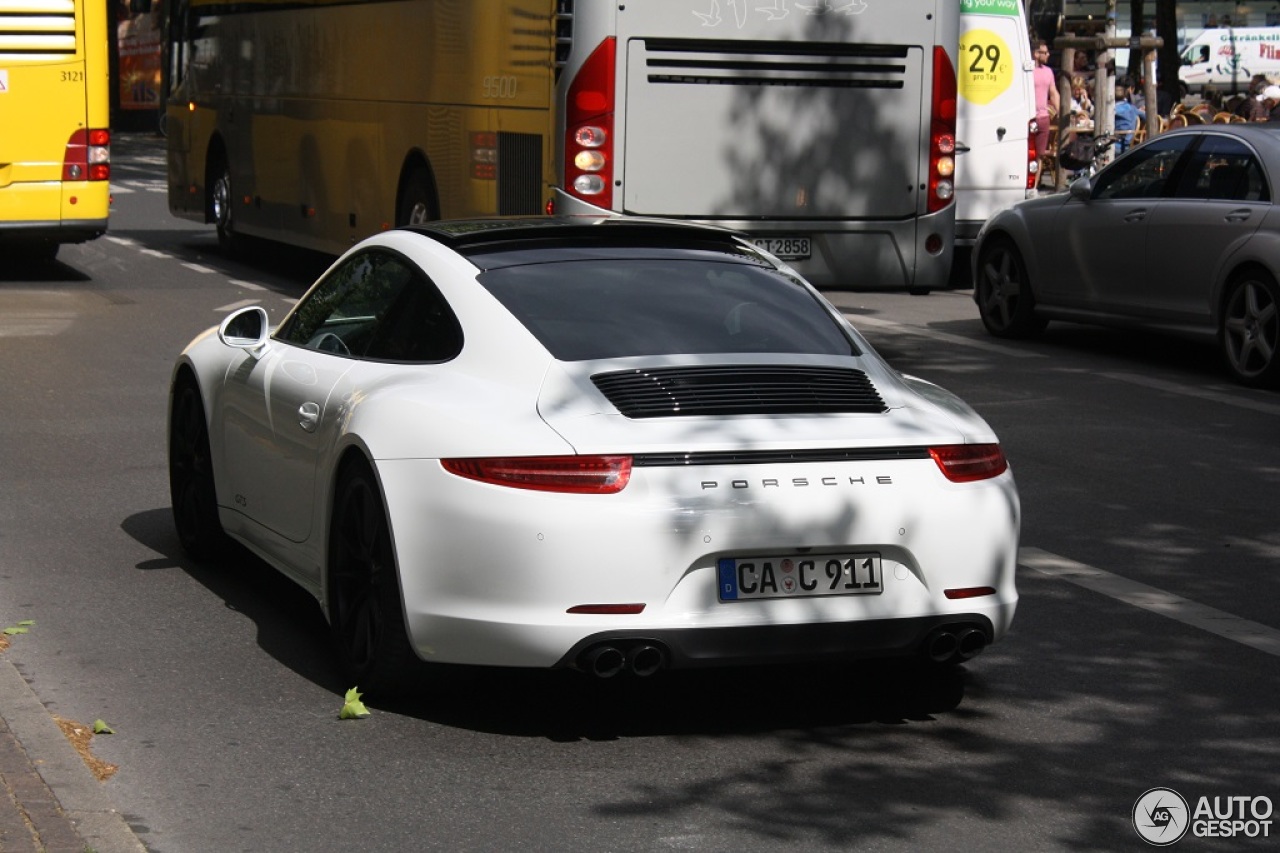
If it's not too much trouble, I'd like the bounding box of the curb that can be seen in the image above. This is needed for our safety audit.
[0,657,146,853]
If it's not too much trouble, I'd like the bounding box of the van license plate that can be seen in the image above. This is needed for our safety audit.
[753,236,811,260]
[718,554,882,601]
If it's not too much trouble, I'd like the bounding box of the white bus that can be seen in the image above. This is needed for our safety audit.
[556,0,960,291]
[165,0,959,291]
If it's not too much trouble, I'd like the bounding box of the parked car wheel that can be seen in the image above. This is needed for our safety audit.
[328,459,418,694]
[1222,271,1280,388]
[975,239,1047,338]
[168,375,227,560]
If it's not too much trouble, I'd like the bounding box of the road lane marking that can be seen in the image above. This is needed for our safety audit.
[181,262,217,274]
[229,279,266,291]
[1020,547,1280,657]
[215,299,260,313]
[847,314,1046,358]
[1100,372,1280,416]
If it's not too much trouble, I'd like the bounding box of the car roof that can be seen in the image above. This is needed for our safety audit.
[402,216,769,270]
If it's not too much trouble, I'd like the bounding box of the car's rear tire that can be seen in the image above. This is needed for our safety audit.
[327,459,418,695]
[1221,271,1280,388]
[974,238,1048,338]
[168,375,227,560]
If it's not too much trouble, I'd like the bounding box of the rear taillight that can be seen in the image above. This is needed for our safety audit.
[1026,119,1039,191]
[441,455,632,494]
[564,37,616,208]
[64,128,110,182]
[928,46,956,214]
[928,444,1008,483]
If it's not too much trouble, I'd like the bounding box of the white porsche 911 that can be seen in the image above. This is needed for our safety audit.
[169,218,1019,693]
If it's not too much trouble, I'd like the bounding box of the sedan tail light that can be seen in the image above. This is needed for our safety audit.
[441,455,632,493]
[928,444,1008,482]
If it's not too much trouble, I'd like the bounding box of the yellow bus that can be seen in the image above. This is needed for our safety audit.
[164,0,958,291]
[0,0,111,261]
[163,0,558,254]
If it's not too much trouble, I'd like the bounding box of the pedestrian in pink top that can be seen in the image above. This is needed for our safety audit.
[1032,40,1060,167]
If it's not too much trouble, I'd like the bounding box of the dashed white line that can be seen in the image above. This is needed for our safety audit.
[229,279,266,291]
[215,299,260,313]
[1100,372,1280,416]
[180,262,217,274]
[1020,547,1280,657]
[848,313,1046,358]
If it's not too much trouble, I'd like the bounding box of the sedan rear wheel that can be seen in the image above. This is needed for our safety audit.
[168,376,227,560]
[1222,272,1280,388]
[975,239,1047,338]
[328,460,417,695]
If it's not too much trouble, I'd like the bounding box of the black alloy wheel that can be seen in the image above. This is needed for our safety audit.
[975,239,1048,339]
[1222,272,1280,388]
[168,376,226,560]
[328,460,417,695]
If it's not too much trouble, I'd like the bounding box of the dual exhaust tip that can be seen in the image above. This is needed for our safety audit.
[924,626,988,665]
[580,643,666,678]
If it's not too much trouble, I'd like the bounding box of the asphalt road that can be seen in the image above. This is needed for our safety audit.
[0,133,1277,852]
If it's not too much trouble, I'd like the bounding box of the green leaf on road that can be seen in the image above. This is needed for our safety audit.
[339,687,370,720]
[93,719,115,734]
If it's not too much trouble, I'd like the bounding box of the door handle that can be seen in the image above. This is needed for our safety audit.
[1224,208,1252,222]
[298,402,320,433]
[1124,209,1147,222]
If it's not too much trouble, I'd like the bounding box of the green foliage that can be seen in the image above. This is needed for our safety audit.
[92,719,115,735]
[2,620,35,635]
[339,687,370,720]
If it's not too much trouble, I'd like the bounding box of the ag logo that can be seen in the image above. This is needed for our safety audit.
[1133,787,1190,846]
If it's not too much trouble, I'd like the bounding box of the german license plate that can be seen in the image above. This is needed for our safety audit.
[753,236,812,260]
[718,554,882,601]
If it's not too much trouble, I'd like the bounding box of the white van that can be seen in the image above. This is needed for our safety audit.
[1179,27,1280,95]
[954,0,1037,247]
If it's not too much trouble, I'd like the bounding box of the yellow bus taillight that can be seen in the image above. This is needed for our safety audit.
[64,129,111,182]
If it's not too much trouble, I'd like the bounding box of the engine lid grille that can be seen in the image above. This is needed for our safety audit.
[592,365,886,419]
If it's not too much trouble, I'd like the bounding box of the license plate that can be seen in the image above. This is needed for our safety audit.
[753,236,812,260]
[718,554,883,601]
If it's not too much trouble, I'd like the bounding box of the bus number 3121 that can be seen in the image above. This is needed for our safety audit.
[482,76,518,99]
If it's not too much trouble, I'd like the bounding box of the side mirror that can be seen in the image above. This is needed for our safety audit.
[218,306,270,356]
[1069,177,1093,201]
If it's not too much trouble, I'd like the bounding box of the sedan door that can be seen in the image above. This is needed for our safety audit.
[1050,135,1192,313]
[1141,133,1271,323]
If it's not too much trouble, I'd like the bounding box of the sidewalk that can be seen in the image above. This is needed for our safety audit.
[0,654,146,853]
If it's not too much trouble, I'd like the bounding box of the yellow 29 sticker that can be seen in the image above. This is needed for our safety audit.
[959,29,1014,105]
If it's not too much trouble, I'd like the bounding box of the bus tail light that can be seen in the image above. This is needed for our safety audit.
[1026,119,1039,191]
[470,132,498,180]
[565,37,616,208]
[928,46,956,214]
[63,129,110,182]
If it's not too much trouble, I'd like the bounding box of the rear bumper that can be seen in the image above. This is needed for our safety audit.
[554,612,1002,670]
[0,218,107,245]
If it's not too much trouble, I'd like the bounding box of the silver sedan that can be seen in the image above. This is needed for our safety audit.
[973,124,1280,388]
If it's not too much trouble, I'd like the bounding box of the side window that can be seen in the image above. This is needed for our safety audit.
[1093,136,1191,200]
[1171,135,1271,203]
[276,250,462,362]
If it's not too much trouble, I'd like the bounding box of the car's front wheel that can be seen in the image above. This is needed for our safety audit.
[168,375,227,560]
[327,459,418,695]
[975,239,1047,338]
[1222,271,1280,388]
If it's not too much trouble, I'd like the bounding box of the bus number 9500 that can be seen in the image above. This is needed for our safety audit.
[483,76,518,99]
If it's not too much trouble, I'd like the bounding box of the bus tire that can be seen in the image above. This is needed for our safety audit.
[397,165,440,227]
[210,154,239,254]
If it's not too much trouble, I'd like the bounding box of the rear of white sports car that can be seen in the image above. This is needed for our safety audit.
[369,223,1020,676]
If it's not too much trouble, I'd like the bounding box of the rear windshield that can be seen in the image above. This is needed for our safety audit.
[476,259,857,361]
